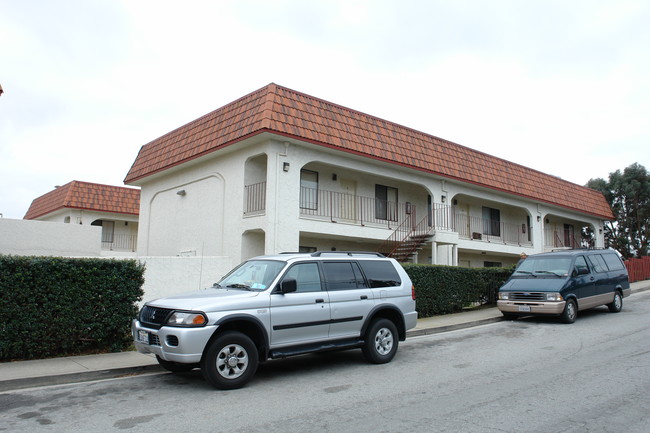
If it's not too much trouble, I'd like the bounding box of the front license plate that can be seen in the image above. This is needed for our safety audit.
[137,330,150,344]
[518,305,531,312]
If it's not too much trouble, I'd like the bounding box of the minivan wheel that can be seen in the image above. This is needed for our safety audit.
[156,355,196,373]
[608,291,623,313]
[560,299,577,324]
[362,318,398,364]
[201,331,258,390]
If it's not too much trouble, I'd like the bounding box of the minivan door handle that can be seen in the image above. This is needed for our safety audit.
[360,295,368,300]
[315,298,325,303]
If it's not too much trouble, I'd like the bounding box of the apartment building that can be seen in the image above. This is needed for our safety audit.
[124,84,612,268]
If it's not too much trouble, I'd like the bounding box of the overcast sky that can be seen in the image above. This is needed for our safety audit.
[1,0,649,219]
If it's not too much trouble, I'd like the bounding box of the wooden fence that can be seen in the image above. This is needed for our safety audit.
[625,256,650,283]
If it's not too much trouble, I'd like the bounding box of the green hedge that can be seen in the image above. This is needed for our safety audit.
[0,256,145,360]
[403,264,513,317]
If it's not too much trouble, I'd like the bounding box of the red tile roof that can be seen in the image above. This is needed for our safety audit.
[24,181,140,220]
[125,83,614,220]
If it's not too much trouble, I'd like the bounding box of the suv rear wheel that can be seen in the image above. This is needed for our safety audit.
[201,331,258,390]
[362,318,398,364]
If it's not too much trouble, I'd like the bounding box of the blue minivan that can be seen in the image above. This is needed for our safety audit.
[497,249,630,323]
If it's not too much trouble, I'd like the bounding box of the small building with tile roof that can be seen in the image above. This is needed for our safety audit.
[125,83,612,267]
[24,181,140,253]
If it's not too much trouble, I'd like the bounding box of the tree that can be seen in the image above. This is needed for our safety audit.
[587,163,650,258]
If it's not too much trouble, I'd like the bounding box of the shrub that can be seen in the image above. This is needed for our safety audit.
[403,264,513,317]
[0,255,145,360]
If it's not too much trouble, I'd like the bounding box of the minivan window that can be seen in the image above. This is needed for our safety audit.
[283,262,322,292]
[587,255,608,273]
[358,260,402,288]
[574,256,589,274]
[322,262,366,290]
[602,253,625,271]
[514,256,572,276]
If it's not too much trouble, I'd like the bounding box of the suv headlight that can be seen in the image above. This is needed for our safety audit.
[498,292,509,300]
[546,293,563,302]
[166,311,208,327]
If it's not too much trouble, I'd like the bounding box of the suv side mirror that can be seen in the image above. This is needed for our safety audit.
[280,278,297,294]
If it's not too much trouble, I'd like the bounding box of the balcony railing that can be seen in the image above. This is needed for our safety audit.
[299,187,412,229]
[544,229,592,249]
[455,213,533,246]
[244,181,266,215]
[101,234,138,252]
[243,182,535,247]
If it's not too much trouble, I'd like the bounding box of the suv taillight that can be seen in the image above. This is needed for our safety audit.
[412,285,416,300]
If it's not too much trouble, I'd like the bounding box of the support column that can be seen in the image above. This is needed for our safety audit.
[430,241,437,265]
[452,244,459,266]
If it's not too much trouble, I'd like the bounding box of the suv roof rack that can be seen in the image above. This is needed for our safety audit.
[310,251,386,258]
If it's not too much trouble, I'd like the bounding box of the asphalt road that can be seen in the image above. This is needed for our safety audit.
[2,291,649,433]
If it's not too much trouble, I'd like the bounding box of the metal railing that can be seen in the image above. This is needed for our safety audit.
[453,212,533,246]
[299,187,412,229]
[244,182,267,215]
[243,182,538,248]
[101,234,138,252]
[544,230,592,249]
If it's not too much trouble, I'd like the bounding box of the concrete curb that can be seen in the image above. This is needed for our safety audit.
[406,316,503,338]
[0,364,163,393]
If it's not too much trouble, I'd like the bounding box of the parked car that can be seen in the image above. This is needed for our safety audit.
[497,249,630,323]
[133,252,417,389]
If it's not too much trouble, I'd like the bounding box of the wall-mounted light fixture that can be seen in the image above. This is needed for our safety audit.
[537,215,541,222]
[176,189,186,196]
[283,162,290,172]
[441,195,446,203]
[332,173,337,181]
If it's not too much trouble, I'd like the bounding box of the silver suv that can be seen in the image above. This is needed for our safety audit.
[132,252,417,389]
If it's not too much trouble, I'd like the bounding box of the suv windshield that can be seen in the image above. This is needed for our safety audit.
[217,260,285,291]
[514,256,572,277]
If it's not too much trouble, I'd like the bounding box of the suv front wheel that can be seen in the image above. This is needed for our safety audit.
[362,318,398,364]
[201,331,259,390]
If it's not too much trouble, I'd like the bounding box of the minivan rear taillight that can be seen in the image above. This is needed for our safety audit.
[412,285,416,300]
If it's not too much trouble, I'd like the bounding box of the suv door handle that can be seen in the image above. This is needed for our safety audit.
[315,298,325,303]
[360,295,368,300]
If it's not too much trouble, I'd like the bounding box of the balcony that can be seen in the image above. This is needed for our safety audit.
[243,182,534,248]
[455,212,533,247]
[299,187,414,229]
[544,229,592,250]
[101,234,138,252]
[244,181,266,215]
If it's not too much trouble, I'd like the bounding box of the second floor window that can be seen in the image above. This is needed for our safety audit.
[375,184,398,221]
[482,206,501,236]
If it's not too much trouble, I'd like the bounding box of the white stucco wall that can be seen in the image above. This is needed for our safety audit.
[0,218,102,256]
[138,256,235,302]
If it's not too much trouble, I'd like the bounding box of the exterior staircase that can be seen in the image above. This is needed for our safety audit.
[378,214,433,262]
